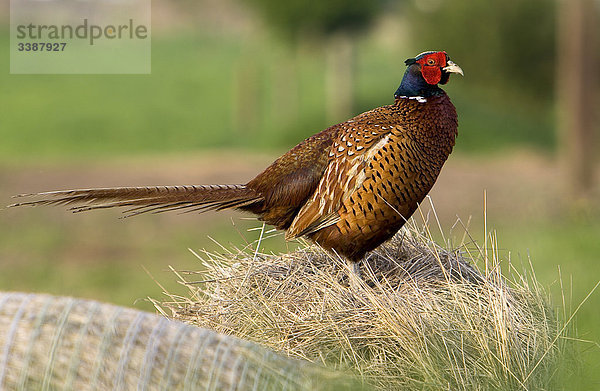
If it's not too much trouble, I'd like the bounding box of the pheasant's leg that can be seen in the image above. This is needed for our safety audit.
[350,260,362,279]
[347,259,362,290]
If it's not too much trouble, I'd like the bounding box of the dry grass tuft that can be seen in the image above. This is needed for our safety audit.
[159,218,568,390]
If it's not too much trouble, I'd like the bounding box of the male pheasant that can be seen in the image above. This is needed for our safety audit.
[11,51,463,277]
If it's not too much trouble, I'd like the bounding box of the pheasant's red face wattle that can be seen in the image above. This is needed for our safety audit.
[416,52,448,85]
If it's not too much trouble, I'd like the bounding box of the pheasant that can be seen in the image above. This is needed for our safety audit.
[11,51,463,278]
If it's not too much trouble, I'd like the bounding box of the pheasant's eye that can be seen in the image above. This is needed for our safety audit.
[426,58,436,66]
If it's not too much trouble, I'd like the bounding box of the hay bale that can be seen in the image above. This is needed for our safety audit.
[0,292,361,390]
[161,223,564,390]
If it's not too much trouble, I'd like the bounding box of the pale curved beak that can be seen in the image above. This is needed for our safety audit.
[443,61,464,76]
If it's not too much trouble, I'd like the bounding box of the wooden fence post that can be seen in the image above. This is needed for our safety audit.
[556,0,599,200]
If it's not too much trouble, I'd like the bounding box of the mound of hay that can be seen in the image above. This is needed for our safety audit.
[160,222,565,390]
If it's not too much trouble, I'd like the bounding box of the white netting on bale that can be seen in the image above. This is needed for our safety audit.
[0,292,361,391]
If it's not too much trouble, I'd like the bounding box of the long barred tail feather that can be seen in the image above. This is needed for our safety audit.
[9,185,262,217]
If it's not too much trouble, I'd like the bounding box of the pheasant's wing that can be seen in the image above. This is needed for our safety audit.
[246,127,338,209]
[241,124,343,230]
[285,118,403,239]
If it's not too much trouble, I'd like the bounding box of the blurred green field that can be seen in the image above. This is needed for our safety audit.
[1,30,598,388]
[0,32,554,164]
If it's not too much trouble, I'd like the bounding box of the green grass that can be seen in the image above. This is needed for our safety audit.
[0,207,297,312]
[0,31,556,165]
[494,217,600,390]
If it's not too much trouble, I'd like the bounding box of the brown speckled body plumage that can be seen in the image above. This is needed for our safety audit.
[242,93,457,263]
[11,51,462,270]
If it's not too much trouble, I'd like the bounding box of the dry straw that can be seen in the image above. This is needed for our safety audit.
[159,211,571,391]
